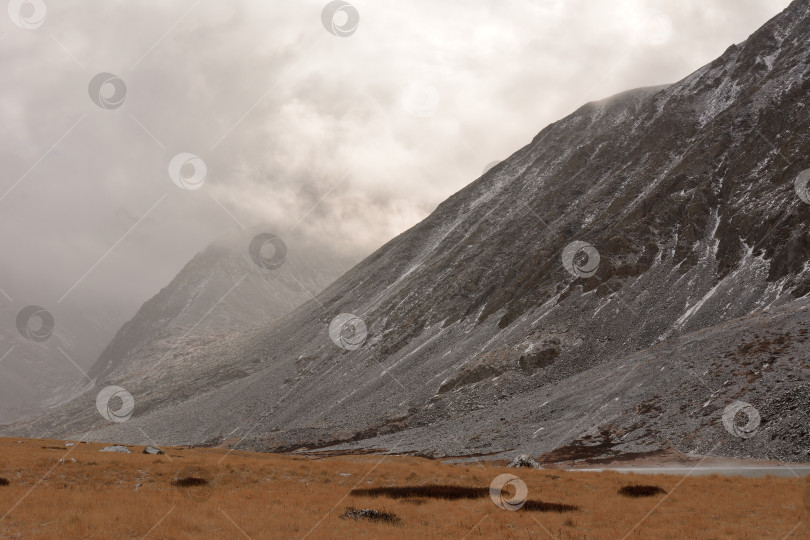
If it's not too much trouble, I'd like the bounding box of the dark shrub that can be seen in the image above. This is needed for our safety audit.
[618,484,667,498]
[172,476,208,488]
[340,507,402,525]
[350,483,578,512]
[523,499,579,512]
[351,484,486,500]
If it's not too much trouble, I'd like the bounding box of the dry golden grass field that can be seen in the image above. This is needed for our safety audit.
[0,437,808,539]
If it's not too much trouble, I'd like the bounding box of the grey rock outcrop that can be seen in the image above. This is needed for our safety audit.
[507,454,541,469]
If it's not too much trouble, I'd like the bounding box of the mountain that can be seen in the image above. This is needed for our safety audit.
[3,226,356,436]
[8,1,810,463]
[88,227,356,384]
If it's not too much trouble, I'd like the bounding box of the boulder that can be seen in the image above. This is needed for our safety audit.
[99,445,131,453]
[507,454,541,469]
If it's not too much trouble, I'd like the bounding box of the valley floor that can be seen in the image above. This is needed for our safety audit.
[0,437,807,539]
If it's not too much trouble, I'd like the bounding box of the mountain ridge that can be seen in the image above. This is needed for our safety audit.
[7,0,810,464]
[88,226,356,383]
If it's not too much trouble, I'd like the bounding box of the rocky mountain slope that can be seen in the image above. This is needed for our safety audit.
[8,1,810,463]
[2,226,355,435]
[88,227,355,384]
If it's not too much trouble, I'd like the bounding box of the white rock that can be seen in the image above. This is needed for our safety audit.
[100,445,131,453]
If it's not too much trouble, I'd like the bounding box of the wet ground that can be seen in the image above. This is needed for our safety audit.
[570,465,810,478]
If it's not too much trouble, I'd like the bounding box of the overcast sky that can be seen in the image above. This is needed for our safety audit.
[0,0,792,321]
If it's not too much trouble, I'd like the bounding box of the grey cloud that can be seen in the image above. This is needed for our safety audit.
[0,0,792,327]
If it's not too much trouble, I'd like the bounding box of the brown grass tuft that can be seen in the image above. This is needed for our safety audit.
[0,478,9,487]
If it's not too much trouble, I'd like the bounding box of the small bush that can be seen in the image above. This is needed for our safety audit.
[350,484,486,500]
[350,484,578,512]
[618,485,667,498]
[340,507,402,525]
[523,499,579,512]
[172,477,208,488]
[0,478,9,486]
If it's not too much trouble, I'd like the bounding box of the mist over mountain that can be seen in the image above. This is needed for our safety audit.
[0,295,125,424]
[0,226,356,429]
[88,226,357,384]
[6,0,810,466]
